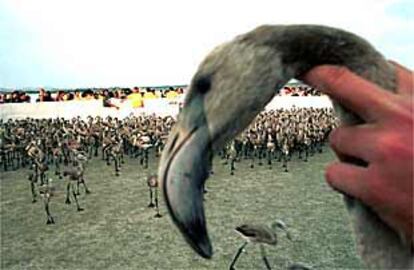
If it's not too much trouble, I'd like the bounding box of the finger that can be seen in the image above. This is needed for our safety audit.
[329,124,378,162]
[303,65,396,122]
[389,60,414,96]
[325,161,369,201]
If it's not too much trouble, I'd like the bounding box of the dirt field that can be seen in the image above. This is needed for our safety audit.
[0,148,364,269]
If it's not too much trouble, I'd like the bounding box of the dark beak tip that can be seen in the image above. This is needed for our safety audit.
[180,225,213,259]
[201,251,213,259]
[193,241,213,259]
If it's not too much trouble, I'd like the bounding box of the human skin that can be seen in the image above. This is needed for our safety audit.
[303,62,414,243]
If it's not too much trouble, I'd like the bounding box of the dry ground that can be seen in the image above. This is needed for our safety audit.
[0,148,364,269]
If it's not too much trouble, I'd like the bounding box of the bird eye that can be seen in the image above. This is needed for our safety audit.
[195,76,211,94]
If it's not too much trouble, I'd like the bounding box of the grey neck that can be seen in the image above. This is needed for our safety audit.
[240,25,396,91]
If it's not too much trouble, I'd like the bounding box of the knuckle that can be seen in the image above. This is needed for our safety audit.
[376,135,397,159]
[392,99,413,124]
[323,66,350,87]
[305,66,349,91]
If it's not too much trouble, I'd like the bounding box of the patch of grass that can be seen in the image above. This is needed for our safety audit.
[1,149,364,269]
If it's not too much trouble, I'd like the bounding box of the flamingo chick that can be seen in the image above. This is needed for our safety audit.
[147,174,162,218]
[230,220,292,270]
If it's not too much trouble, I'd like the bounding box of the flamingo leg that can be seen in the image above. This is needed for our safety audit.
[154,188,162,218]
[65,182,71,204]
[260,245,272,270]
[82,177,91,194]
[44,195,54,224]
[148,188,155,207]
[30,178,37,203]
[72,183,83,211]
[229,241,248,270]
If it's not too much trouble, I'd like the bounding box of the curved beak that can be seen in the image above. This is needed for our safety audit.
[158,97,214,258]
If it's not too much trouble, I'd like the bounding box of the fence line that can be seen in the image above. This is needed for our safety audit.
[1,96,332,120]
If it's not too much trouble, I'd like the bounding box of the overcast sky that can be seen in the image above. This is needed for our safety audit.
[0,0,413,88]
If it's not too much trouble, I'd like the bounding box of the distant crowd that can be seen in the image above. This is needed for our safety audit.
[0,91,31,103]
[279,85,322,96]
[0,85,322,105]
[0,87,185,106]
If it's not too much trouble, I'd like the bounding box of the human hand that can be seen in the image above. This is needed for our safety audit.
[303,62,414,242]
